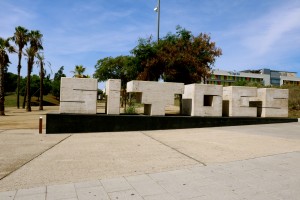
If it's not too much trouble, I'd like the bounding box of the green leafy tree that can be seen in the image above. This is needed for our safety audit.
[4,72,18,93]
[20,75,51,97]
[131,37,161,81]
[24,30,43,111]
[51,66,66,99]
[0,37,15,115]
[132,26,222,84]
[94,56,137,107]
[94,56,137,88]
[11,26,29,108]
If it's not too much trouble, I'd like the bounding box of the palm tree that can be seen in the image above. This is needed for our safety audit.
[25,30,43,112]
[36,53,50,110]
[71,65,86,78]
[0,37,15,115]
[11,26,29,109]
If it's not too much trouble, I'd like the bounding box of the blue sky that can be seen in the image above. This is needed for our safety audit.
[1,0,300,86]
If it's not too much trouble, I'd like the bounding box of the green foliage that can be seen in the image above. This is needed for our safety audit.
[94,56,137,88]
[98,89,103,95]
[125,103,137,114]
[233,80,264,87]
[51,66,66,99]
[281,85,300,110]
[95,26,222,85]
[19,75,51,97]
[72,65,89,78]
[131,26,222,84]
[4,72,18,93]
[0,37,14,68]
[130,38,160,81]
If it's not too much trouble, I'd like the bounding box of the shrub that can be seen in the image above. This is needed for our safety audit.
[125,103,137,114]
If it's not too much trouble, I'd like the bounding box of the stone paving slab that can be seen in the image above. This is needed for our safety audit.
[0,132,198,191]
[215,122,300,139]
[1,123,300,192]
[0,131,69,180]
[1,151,299,200]
[144,122,300,164]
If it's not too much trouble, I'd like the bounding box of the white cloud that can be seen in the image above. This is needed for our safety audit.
[242,6,300,56]
[213,1,300,72]
[0,1,35,37]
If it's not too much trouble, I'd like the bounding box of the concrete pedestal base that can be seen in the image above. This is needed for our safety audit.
[46,113,297,134]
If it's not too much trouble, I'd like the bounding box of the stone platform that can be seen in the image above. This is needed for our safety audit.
[46,113,298,134]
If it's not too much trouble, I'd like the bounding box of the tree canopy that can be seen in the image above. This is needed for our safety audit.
[94,55,136,89]
[72,65,89,78]
[132,26,222,84]
[94,27,222,85]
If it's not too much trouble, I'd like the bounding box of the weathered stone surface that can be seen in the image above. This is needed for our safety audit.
[127,81,184,116]
[182,84,223,116]
[223,86,257,117]
[60,78,97,114]
[106,79,121,115]
[256,88,288,117]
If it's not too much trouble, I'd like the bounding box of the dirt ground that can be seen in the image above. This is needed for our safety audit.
[0,106,59,130]
[0,105,179,130]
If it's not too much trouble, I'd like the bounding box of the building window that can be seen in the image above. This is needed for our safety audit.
[271,79,280,85]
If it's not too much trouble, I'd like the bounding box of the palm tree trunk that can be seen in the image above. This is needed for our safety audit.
[39,63,44,110]
[0,65,5,115]
[17,51,22,109]
[22,87,27,109]
[17,65,21,109]
[26,62,32,112]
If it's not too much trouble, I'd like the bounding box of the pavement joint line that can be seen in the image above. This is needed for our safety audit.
[140,131,207,166]
[223,150,300,165]
[0,134,73,182]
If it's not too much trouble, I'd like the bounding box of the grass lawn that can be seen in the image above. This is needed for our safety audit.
[4,93,60,107]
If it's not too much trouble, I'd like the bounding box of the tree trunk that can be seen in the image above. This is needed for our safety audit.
[22,87,27,109]
[17,51,22,109]
[39,63,44,110]
[179,94,183,115]
[0,65,5,115]
[17,65,21,109]
[26,62,32,112]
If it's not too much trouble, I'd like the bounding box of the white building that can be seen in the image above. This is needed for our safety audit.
[207,68,300,86]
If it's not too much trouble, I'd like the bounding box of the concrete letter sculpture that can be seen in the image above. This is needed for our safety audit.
[106,79,121,115]
[127,80,184,116]
[60,77,97,114]
[59,78,289,118]
[256,88,288,117]
[182,84,223,116]
[222,86,257,117]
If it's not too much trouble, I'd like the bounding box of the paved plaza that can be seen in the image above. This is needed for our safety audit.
[0,114,299,199]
